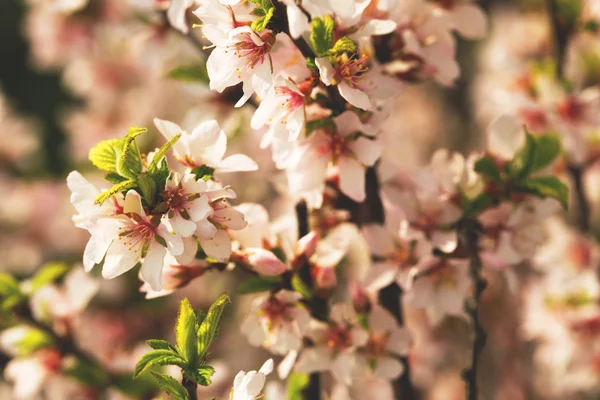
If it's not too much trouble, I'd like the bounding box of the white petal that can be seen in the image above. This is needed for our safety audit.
[315,57,336,86]
[123,190,145,216]
[295,347,331,374]
[362,224,395,256]
[167,0,193,33]
[83,234,112,272]
[177,236,198,265]
[200,229,232,262]
[195,219,218,240]
[218,154,259,173]
[349,137,382,166]
[338,81,372,110]
[451,5,487,39]
[487,114,525,160]
[374,356,404,380]
[102,240,139,280]
[189,120,227,165]
[338,157,366,202]
[141,242,167,291]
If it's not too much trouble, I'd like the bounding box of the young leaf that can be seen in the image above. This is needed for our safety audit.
[94,179,137,205]
[137,172,158,206]
[167,64,209,84]
[287,372,309,400]
[146,339,177,352]
[327,37,357,56]
[116,127,146,180]
[237,275,282,294]
[88,139,120,173]
[176,298,198,365]
[13,329,53,356]
[0,273,23,311]
[310,16,335,57]
[509,133,536,180]
[291,275,312,300]
[515,176,569,209]
[134,350,187,378]
[251,7,275,32]
[148,133,182,173]
[197,293,230,358]
[63,361,111,388]
[531,134,561,173]
[191,165,215,181]
[150,372,188,400]
[184,365,216,386]
[474,157,502,183]
[305,118,334,137]
[29,262,69,292]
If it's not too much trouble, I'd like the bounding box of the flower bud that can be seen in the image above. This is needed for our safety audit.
[244,248,287,276]
[294,232,318,259]
[313,265,337,289]
[350,281,372,314]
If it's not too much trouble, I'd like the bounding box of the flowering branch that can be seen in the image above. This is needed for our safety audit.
[460,219,487,400]
[546,0,591,233]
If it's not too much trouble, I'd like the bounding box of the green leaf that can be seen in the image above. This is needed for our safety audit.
[137,172,158,206]
[237,275,282,294]
[515,176,569,209]
[310,16,335,57]
[116,127,146,180]
[63,361,110,388]
[287,372,309,400]
[148,133,182,173]
[190,165,215,181]
[13,329,53,356]
[197,293,230,358]
[146,339,177,352]
[509,132,562,180]
[0,273,23,311]
[150,372,188,400]
[327,37,357,56]
[134,350,187,378]
[176,298,198,365]
[105,172,129,184]
[531,134,561,173]
[184,365,215,386]
[251,7,275,32]
[29,262,69,292]
[464,193,494,217]
[167,64,210,84]
[89,139,120,173]
[291,275,312,300]
[94,179,137,205]
[474,157,502,183]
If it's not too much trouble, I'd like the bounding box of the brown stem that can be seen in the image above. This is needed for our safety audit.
[460,220,487,400]
[182,377,198,400]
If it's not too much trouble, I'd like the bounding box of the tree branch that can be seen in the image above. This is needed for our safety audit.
[460,220,487,400]
[182,377,198,400]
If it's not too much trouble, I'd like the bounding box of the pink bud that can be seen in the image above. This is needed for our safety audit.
[314,265,337,289]
[244,248,288,276]
[295,232,318,259]
[350,281,372,314]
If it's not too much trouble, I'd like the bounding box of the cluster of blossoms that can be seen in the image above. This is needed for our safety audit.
[2,0,598,399]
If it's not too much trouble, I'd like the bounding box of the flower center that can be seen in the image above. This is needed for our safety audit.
[336,54,369,87]
[276,85,305,112]
[230,32,275,75]
[326,325,352,350]
[365,332,390,359]
[119,217,156,252]
[162,186,188,214]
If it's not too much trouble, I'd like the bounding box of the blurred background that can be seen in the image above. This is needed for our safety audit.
[1,0,600,399]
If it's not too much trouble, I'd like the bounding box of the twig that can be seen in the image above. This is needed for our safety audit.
[182,377,198,400]
[460,220,487,400]
[567,163,591,232]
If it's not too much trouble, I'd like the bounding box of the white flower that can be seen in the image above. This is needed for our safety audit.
[206,26,276,107]
[362,221,433,291]
[294,304,369,385]
[251,75,306,144]
[406,258,471,324]
[315,55,402,110]
[241,290,310,355]
[83,190,184,291]
[153,118,258,173]
[231,359,273,400]
[487,114,525,161]
[162,173,212,238]
[285,111,383,205]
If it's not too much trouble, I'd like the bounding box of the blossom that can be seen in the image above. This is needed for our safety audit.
[294,304,369,384]
[161,173,212,239]
[315,55,401,110]
[284,111,383,205]
[362,220,433,290]
[230,358,273,400]
[251,75,307,144]
[406,258,471,323]
[79,190,184,291]
[139,255,208,299]
[153,118,258,173]
[355,306,411,382]
[206,26,276,107]
[241,290,310,355]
